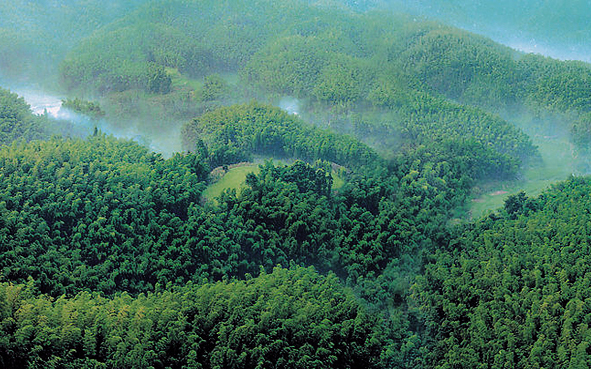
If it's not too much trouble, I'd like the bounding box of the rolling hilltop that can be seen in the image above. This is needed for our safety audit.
[1,1,591,368]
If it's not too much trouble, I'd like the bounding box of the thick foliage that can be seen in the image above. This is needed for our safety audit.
[0,136,208,295]
[385,91,538,179]
[0,133,460,307]
[62,98,105,119]
[415,176,591,368]
[182,102,384,172]
[0,88,47,145]
[0,0,149,80]
[0,266,387,369]
[4,2,591,368]
[400,28,520,105]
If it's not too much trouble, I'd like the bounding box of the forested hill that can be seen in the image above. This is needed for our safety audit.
[33,0,584,158]
[0,85,535,366]
[4,110,591,367]
[3,0,591,368]
[0,266,386,369]
[0,1,148,81]
[181,102,384,172]
[416,177,591,368]
[0,88,47,144]
[374,0,591,62]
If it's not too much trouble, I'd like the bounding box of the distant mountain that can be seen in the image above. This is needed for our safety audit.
[374,0,591,61]
[0,0,149,81]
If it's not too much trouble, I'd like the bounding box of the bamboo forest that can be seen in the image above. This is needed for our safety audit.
[1,1,591,368]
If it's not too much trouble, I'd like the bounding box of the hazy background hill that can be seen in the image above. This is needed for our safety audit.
[2,1,591,368]
[374,0,591,62]
[0,0,148,84]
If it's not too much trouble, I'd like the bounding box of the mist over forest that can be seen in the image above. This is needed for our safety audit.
[371,0,591,62]
[2,1,591,368]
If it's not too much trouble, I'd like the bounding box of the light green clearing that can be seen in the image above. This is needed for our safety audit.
[203,163,347,201]
[468,131,577,219]
[332,171,345,189]
[167,68,238,92]
[167,67,202,91]
[203,165,261,200]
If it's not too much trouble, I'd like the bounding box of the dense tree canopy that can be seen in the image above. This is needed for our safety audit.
[0,266,387,369]
[2,1,591,368]
[415,177,591,368]
[0,88,48,145]
[182,102,384,172]
[0,135,209,295]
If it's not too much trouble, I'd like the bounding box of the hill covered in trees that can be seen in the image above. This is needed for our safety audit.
[0,266,386,369]
[2,0,591,368]
[0,88,48,144]
[416,177,591,368]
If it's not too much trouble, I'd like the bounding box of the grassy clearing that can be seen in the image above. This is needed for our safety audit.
[168,68,239,92]
[203,164,261,201]
[468,129,577,219]
[203,161,348,202]
[331,171,345,190]
[167,67,202,91]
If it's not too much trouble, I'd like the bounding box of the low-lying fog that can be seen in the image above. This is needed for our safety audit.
[3,0,591,219]
[278,97,300,116]
[381,0,591,62]
[18,87,181,157]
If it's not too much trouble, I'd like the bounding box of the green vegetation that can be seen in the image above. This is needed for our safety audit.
[204,162,345,202]
[379,0,591,58]
[0,266,385,369]
[49,0,589,149]
[62,98,106,119]
[0,125,492,366]
[203,164,261,200]
[0,135,210,295]
[0,1,149,82]
[0,87,47,144]
[3,1,591,368]
[415,177,591,368]
[182,102,385,172]
[469,134,576,218]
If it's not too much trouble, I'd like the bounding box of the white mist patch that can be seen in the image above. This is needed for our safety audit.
[17,90,181,157]
[145,129,182,157]
[279,97,300,116]
[504,38,591,62]
[19,90,94,132]
[20,91,64,118]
